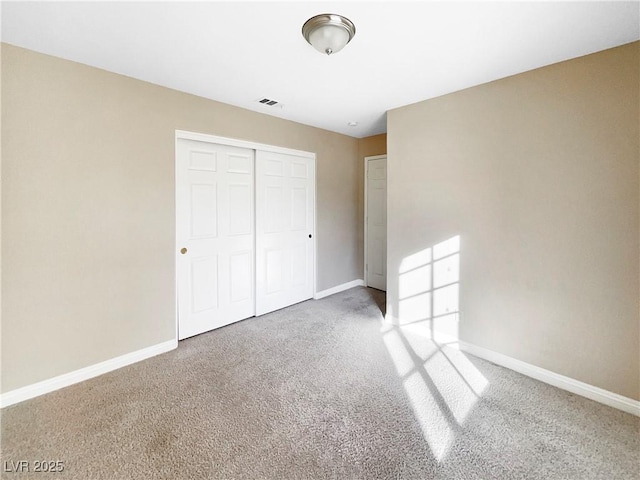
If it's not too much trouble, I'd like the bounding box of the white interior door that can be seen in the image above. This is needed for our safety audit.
[177,139,255,339]
[366,156,387,291]
[255,151,315,316]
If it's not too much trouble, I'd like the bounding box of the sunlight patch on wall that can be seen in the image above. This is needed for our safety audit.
[399,248,433,274]
[384,235,489,462]
[398,236,461,341]
[398,293,432,323]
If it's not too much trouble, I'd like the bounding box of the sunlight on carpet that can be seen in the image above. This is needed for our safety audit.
[383,321,488,462]
[384,231,490,464]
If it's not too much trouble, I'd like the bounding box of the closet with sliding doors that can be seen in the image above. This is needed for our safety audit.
[176,132,315,339]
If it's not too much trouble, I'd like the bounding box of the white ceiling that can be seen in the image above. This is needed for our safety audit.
[2,1,639,138]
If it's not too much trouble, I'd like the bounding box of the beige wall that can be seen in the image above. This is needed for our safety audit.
[357,134,387,276]
[1,44,360,393]
[387,42,639,400]
[358,134,387,160]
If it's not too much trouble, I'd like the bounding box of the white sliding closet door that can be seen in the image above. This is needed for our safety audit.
[176,139,255,339]
[255,151,315,316]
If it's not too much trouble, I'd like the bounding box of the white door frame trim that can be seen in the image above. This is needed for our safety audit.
[363,154,387,286]
[176,130,315,159]
[175,130,317,339]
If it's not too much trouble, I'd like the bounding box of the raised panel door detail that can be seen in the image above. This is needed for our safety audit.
[370,187,385,226]
[230,251,252,303]
[291,244,307,287]
[190,256,218,313]
[291,187,307,231]
[227,154,252,174]
[189,150,217,171]
[265,185,286,233]
[291,161,308,178]
[228,184,252,236]
[372,238,384,275]
[266,248,283,294]
[370,164,385,180]
[190,183,217,238]
[265,159,284,176]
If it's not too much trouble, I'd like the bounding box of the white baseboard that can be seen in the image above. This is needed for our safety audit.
[1,339,177,408]
[458,341,640,417]
[314,279,365,300]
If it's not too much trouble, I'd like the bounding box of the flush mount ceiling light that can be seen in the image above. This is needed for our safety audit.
[302,14,356,56]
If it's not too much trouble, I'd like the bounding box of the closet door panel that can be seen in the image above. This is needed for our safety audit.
[177,140,255,339]
[256,151,314,316]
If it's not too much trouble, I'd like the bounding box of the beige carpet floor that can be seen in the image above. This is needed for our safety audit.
[1,287,638,479]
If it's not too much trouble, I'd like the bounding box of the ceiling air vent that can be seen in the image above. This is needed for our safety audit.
[258,98,279,106]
